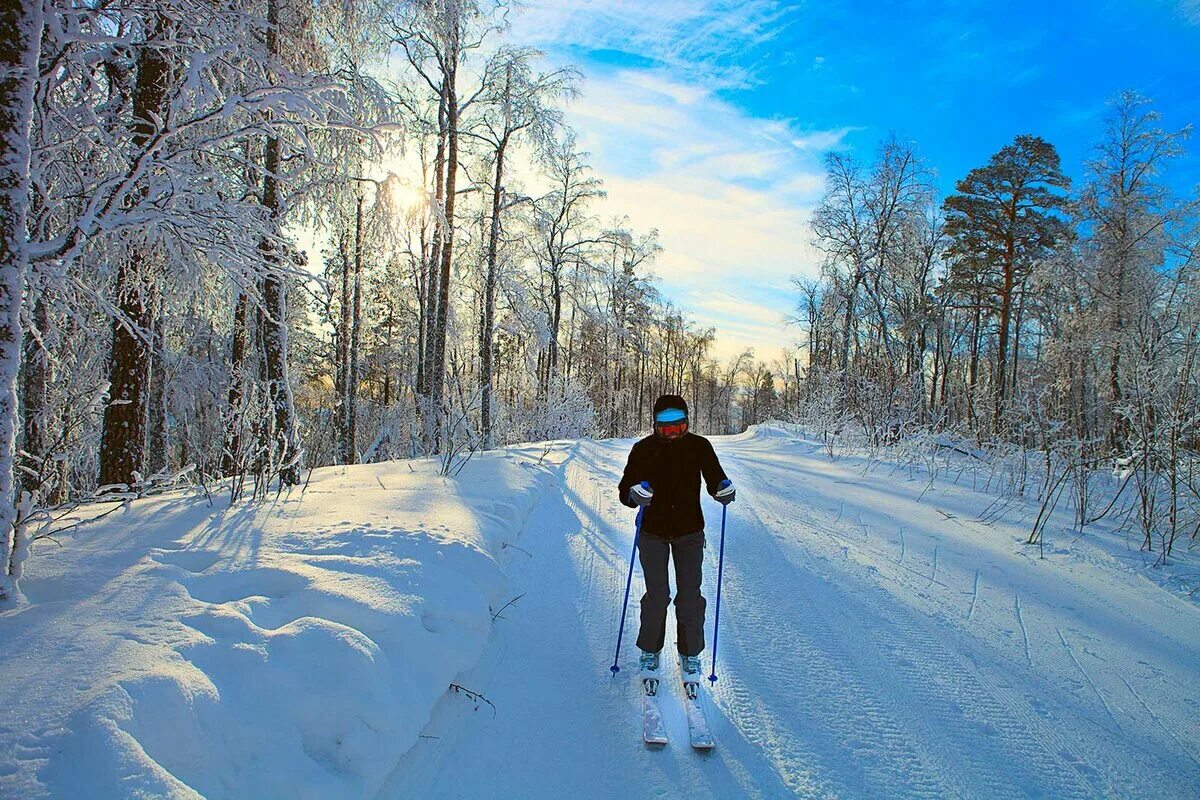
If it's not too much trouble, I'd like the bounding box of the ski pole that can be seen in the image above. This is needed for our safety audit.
[610,485,648,674]
[708,503,729,684]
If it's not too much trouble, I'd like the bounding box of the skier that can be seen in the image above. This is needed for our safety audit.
[618,394,735,702]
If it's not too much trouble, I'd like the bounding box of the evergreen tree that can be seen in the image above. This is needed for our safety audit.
[943,134,1071,433]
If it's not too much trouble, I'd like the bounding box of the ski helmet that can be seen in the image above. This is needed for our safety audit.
[653,394,689,440]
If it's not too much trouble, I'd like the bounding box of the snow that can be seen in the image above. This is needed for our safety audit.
[382,428,1200,799]
[0,449,548,799]
[3,428,1200,798]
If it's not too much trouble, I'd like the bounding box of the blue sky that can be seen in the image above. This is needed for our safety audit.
[508,1,1200,361]
[745,0,1200,196]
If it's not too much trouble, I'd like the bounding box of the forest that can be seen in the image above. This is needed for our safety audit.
[0,0,1197,602]
[799,100,1199,563]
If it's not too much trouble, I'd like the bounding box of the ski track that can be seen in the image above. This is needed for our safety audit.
[379,431,1200,799]
[1015,594,1032,666]
[728,453,1094,800]
[967,569,980,622]
[1056,628,1119,728]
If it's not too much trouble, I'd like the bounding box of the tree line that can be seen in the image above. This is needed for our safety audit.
[794,92,1199,561]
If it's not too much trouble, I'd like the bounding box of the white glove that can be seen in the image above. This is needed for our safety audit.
[629,482,653,507]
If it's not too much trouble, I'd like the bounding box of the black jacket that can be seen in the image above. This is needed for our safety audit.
[617,432,729,539]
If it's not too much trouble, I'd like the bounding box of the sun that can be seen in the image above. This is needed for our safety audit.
[382,173,424,216]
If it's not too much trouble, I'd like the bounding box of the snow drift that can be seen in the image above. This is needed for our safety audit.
[0,447,552,799]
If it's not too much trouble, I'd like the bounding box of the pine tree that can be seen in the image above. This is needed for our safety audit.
[943,135,1071,433]
[98,13,173,489]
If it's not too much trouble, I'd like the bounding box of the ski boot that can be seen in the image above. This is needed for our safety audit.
[639,649,661,696]
[679,654,702,700]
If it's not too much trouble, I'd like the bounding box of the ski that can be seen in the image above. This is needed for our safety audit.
[678,656,715,749]
[684,686,715,749]
[642,677,669,745]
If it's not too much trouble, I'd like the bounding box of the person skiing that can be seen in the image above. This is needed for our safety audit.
[617,394,735,699]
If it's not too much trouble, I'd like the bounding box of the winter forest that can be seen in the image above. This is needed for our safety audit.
[800,110,1199,563]
[3,0,1197,599]
[0,0,733,599]
[2,1,1200,797]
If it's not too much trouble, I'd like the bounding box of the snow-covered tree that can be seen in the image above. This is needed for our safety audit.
[0,0,44,602]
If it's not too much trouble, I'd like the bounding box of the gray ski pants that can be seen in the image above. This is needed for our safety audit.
[635,530,706,656]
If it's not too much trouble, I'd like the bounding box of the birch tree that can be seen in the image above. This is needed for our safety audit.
[467,48,576,447]
[0,0,44,602]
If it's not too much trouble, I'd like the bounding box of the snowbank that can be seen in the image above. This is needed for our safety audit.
[740,420,1200,602]
[0,448,551,799]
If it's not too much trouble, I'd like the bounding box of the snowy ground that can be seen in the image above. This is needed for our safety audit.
[0,449,549,799]
[3,427,1199,798]
[382,427,1200,799]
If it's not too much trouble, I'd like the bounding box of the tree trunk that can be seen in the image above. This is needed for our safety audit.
[994,236,1015,434]
[840,273,859,403]
[1011,284,1025,398]
[259,0,299,485]
[146,290,168,476]
[480,138,507,449]
[1108,258,1126,452]
[260,139,299,485]
[546,268,562,395]
[99,17,171,488]
[223,290,253,476]
[928,321,941,415]
[420,87,448,404]
[428,64,459,445]
[0,0,43,599]
[967,296,981,428]
[21,292,50,498]
[336,232,350,462]
[223,139,256,478]
[414,163,431,399]
[99,257,153,487]
[382,308,393,407]
[346,191,364,464]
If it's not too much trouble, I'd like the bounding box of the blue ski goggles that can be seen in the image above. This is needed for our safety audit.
[654,408,687,424]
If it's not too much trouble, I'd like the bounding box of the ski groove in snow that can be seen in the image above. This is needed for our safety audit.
[1056,627,1119,727]
[720,437,1177,798]
[1014,593,1032,666]
[714,502,946,796]
[723,432,1196,798]
[967,568,980,621]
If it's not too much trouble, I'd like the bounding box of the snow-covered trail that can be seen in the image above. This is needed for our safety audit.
[381,429,1200,799]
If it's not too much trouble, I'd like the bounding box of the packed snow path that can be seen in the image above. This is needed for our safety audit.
[382,429,1200,799]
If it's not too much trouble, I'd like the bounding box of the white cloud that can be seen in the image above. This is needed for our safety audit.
[790,127,861,151]
[501,0,840,361]
[689,295,797,361]
[598,170,812,282]
[559,66,830,358]
[508,0,789,89]
[621,71,711,106]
